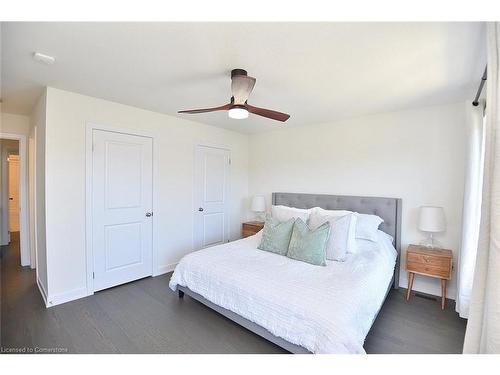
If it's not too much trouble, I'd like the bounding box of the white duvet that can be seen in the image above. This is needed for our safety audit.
[169,230,397,354]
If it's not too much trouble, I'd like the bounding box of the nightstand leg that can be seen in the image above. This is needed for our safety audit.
[406,272,414,301]
[441,279,447,310]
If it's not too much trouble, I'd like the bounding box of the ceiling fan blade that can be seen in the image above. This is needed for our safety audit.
[246,104,290,122]
[178,103,232,114]
[231,75,256,104]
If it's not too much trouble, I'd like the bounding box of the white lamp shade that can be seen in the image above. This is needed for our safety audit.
[418,206,446,232]
[251,196,266,212]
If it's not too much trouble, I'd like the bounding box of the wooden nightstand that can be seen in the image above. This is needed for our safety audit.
[241,221,264,238]
[406,244,453,309]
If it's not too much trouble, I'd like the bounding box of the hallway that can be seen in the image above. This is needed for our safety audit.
[0,232,56,353]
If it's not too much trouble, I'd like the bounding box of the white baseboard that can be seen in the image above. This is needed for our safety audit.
[36,277,49,307]
[46,287,88,308]
[155,262,178,276]
[38,264,177,308]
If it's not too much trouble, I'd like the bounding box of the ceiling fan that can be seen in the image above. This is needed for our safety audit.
[178,69,290,122]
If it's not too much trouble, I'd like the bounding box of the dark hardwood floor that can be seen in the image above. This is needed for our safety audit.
[1,234,466,354]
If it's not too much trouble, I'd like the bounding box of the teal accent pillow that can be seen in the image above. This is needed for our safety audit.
[257,214,295,255]
[287,218,331,266]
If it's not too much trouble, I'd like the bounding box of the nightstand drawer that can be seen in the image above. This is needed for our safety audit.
[405,244,453,309]
[407,252,450,267]
[407,261,451,279]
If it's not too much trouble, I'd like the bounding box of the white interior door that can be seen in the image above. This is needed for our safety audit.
[194,145,230,249]
[92,129,153,292]
[8,155,20,232]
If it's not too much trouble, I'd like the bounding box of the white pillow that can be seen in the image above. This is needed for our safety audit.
[309,207,384,245]
[271,205,311,223]
[355,213,384,242]
[312,207,352,218]
[308,209,357,261]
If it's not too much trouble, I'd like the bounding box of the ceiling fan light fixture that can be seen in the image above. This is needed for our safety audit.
[228,105,249,120]
[178,69,289,122]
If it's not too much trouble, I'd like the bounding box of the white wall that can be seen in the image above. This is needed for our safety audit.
[43,87,249,306]
[1,112,31,135]
[248,102,466,299]
[30,90,48,301]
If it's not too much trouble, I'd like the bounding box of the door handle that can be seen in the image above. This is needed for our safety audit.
[145,212,153,217]
[198,207,204,212]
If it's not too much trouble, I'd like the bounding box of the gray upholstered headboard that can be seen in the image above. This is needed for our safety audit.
[272,192,402,289]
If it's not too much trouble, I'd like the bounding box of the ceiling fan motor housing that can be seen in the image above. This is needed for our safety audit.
[231,68,247,78]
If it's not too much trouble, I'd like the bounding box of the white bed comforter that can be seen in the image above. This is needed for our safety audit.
[169,231,396,354]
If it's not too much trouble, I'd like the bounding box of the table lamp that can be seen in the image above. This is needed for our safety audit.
[251,196,266,221]
[418,206,446,248]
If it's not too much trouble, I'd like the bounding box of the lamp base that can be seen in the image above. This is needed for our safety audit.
[254,212,266,222]
[419,234,442,249]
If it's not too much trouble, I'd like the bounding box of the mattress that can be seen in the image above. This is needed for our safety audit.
[169,230,397,354]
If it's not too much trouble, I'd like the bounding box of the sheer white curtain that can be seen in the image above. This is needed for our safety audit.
[463,22,500,354]
[456,104,485,318]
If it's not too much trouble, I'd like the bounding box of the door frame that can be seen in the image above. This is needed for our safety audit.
[85,123,159,297]
[193,143,231,250]
[0,132,30,266]
[28,126,37,269]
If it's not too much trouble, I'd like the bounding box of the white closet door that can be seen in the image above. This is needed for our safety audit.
[194,145,230,249]
[92,130,153,291]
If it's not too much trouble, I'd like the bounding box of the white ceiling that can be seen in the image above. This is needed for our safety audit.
[1,22,486,133]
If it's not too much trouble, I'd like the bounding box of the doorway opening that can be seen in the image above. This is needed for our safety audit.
[0,134,31,267]
[1,139,20,248]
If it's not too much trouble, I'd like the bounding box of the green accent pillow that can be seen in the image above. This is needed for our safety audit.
[287,218,331,266]
[257,214,295,255]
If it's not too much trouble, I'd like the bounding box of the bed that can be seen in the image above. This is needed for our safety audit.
[169,192,402,354]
